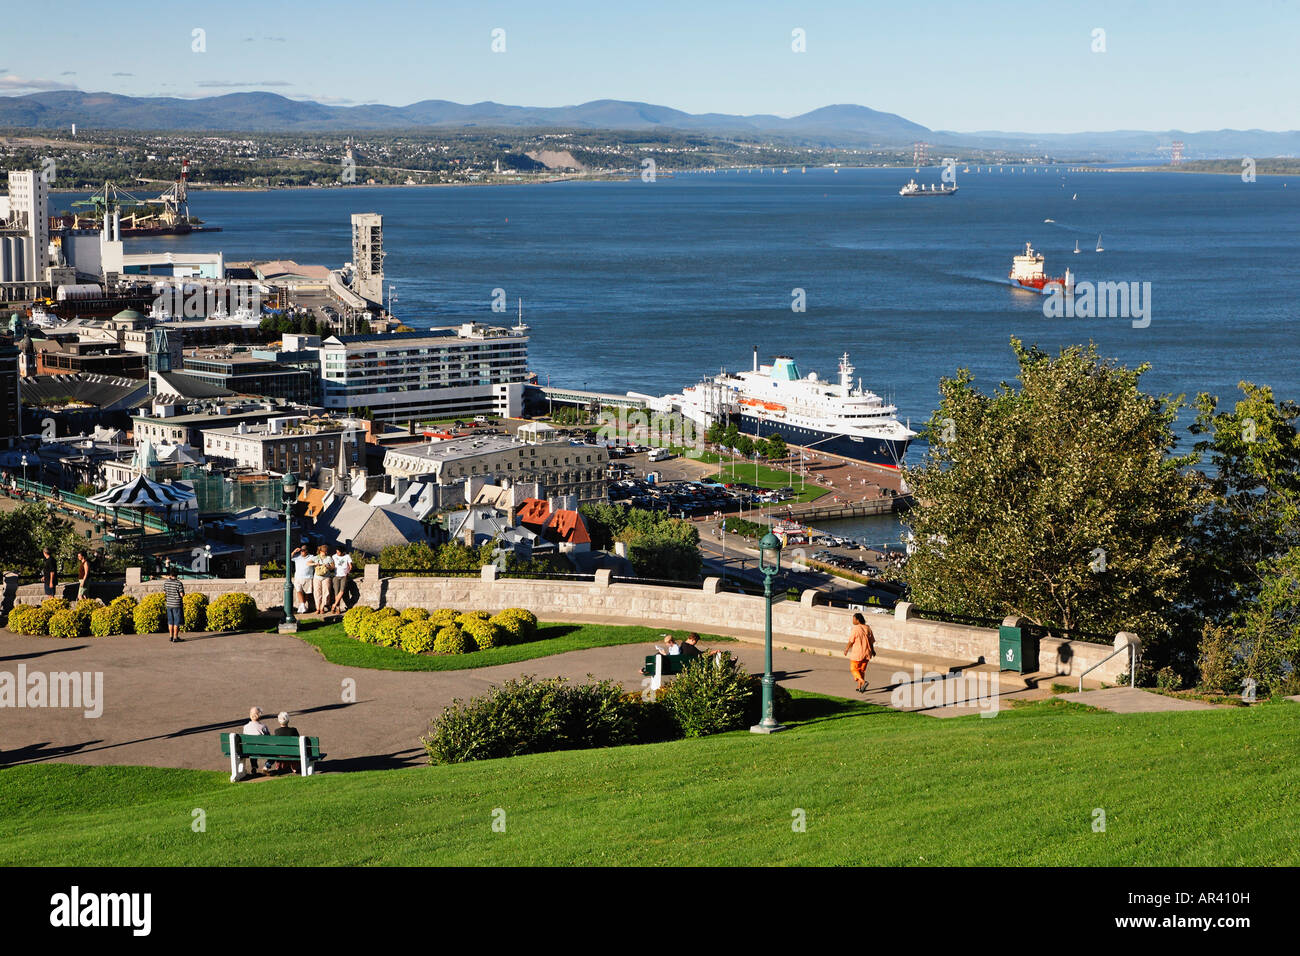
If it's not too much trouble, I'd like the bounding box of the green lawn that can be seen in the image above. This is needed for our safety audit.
[683,450,828,503]
[3,696,1296,866]
[290,620,734,671]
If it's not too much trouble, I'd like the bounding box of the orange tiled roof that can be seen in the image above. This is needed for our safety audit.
[543,509,590,546]
[516,497,550,529]
[298,486,327,519]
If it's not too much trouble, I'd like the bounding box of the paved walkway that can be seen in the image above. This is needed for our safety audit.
[1059,687,1222,713]
[0,626,1051,773]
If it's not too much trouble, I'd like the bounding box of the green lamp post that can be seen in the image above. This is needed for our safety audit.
[751,529,786,734]
[279,472,298,633]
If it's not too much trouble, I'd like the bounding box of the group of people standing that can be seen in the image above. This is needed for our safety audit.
[291,544,353,616]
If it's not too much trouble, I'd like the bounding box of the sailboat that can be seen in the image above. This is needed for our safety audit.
[1073,240,1081,254]
[1072,192,1078,200]
[512,298,529,334]
[1095,234,1104,252]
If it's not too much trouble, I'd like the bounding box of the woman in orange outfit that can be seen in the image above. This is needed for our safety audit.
[845,612,877,693]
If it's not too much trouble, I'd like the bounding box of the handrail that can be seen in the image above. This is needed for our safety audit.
[1078,639,1137,692]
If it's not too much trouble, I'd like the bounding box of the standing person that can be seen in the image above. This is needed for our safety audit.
[42,547,58,598]
[312,544,333,617]
[291,545,314,614]
[162,569,186,643]
[75,551,90,601]
[328,545,353,614]
[845,612,877,693]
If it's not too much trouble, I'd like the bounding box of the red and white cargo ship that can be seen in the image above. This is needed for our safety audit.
[1008,243,1073,294]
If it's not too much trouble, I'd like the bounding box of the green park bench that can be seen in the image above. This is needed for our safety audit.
[219,733,324,782]
[640,653,704,691]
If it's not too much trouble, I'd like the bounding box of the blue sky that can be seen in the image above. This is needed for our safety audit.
[2,0,1296,132]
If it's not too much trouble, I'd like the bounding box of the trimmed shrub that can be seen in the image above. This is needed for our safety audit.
[494,607,539,641]
[658,651,753,738]
[47,608,86,639]
[433,624,474,655]
[357,607,398,644]
[456,610,491,628]
[14,604,55,635]
[1155,666,1184,692]
[89,604,132,637]
[182,592,208,632]
[399,620,437,654]
[342,605,375,639]
[489,612,526,645]
[372,615,404,648]
[461,617,500,651]
[428,608,461,628]
[41,597,70,613]
[133,593,167,634]
[400,607,430,622]
[206,592,257,632]
[110,594,138,613]
[74,598,104,616]
[422,675,636,764]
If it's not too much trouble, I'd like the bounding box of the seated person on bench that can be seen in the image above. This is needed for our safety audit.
[677,633,716,659]
[242,706,270,774]
[266,711,301,774]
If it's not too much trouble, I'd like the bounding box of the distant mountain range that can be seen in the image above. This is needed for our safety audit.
[1,91,1296,159]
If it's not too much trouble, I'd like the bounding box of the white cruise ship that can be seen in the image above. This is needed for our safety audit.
[655,351,915,468]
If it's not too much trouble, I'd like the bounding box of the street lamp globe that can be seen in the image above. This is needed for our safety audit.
[759,531,782,577]
[282,472,298,499]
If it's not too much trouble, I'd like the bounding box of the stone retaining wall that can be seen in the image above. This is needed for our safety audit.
[12,566,1135,682]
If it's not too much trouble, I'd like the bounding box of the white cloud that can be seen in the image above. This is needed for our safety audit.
[0,75,79,92]
[195,80,293,88]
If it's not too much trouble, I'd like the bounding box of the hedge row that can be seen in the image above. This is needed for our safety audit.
[6,591,258,637]
[421,654,793,763]
[341,606,539,656]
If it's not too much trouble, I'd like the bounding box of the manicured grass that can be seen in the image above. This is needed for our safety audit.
[290,619,735,672]
[688,451,828,503]
[3,696,1297,866]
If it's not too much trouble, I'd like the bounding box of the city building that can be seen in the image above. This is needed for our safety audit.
[131,399,325,450]
[0,170,50,301]
[179,347,316,403]
[383,434,607,504]
[318,324,528,421]
[0,338,20,447]
[350,213,384,306]
[202,415,363,476]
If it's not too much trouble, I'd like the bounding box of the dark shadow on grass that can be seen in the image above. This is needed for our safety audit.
[779,693,891,728]
[317,748,425,772]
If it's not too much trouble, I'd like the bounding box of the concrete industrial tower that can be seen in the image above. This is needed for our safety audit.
[351,212,385,308]
[0,170,50,300]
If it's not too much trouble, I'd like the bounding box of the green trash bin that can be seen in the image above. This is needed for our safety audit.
[998,625,1040,673]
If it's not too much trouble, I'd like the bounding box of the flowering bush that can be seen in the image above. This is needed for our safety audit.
[433,624,474,655]
[494,607,539,640]
[357,607,398,644]
[183,592,208,632]
[74,598,104,616]
[42,597,70,613]
[90,604,133,637]
[461,617,500,651]
[342,605,375,639]
[429,608,461,628]
[399,620,437,654]
[110,594,138,613]
[400,607,430,622]
[456,610,491,628]
[133,593,167,634]
[47,608,86,639]
[206,592,257,631]
[372,616,404,648]
[9,603,53,635]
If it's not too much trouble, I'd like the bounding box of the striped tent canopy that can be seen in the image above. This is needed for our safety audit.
[88,474,196,509]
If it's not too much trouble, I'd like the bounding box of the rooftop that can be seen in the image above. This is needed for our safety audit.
[323,323,527,348]
[386,434,526,464]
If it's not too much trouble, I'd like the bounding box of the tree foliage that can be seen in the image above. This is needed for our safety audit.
[580,502,701,581]
[901,340,1201,647]
[0,504,82,576]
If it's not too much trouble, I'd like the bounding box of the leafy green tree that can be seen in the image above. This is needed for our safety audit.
[766,433,787,461]
[734,434,755,458]
[1187,383,1300,619]
[722,423,740,450]
[0,504,81,575]
[705,422,724,446]
[901,340,1201,651]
